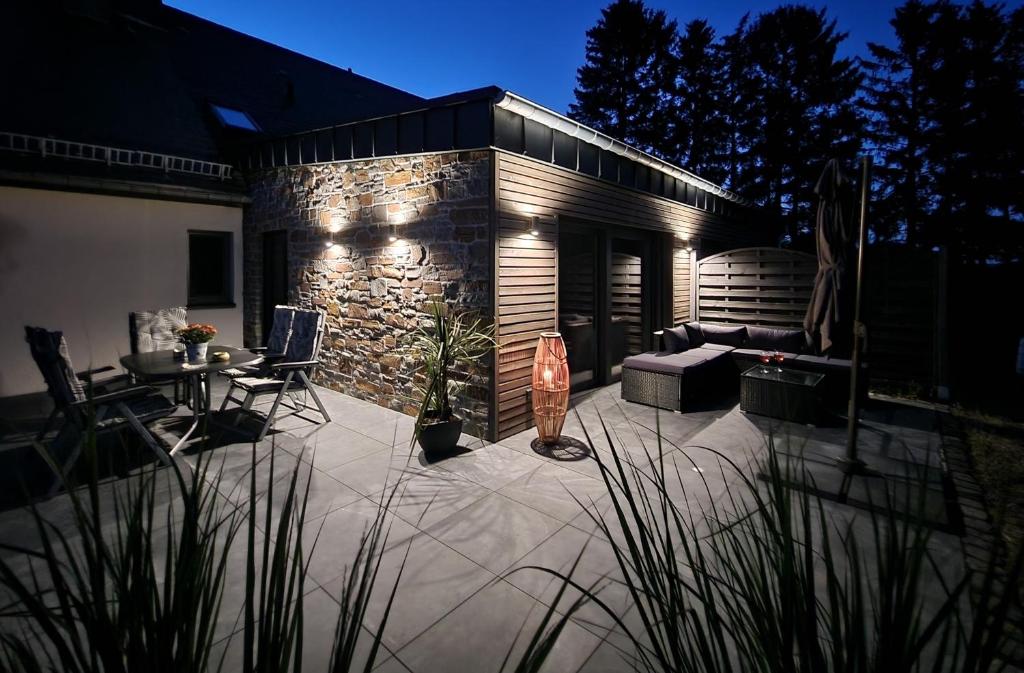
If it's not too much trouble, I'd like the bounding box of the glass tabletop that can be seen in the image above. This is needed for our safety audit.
[741,365,824,388]
[120,346,263,378]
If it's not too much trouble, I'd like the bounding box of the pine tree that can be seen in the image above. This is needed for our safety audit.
[569,0,678,155]
[669,19,729,182]
[861,0,937,246]
[737,6,864,246]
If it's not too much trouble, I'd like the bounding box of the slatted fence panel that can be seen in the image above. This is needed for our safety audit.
[495,215,558,438]
[865,246,943,393]
[696,247,817,328]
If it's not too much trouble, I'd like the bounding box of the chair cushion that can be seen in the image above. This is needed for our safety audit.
[57,335,86,403]
[266,305,296,356]
[130,307,187,353]
[234,376,305,393]
[696,323,748,348]
[284,309,324,362]
[746,326,806,354]
[662,326,690,353]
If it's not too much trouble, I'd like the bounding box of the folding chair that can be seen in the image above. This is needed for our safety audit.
[218,308,331,441]
[25,326,176,497]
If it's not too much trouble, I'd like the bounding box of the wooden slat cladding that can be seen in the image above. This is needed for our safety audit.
[673,244,692,325]
[611,253,643,355]
[493,152,757,440]
[496,151,751,244]
[495,214,557,438]
[696,247,817,329]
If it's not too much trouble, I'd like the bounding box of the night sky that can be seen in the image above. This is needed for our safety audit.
[165,0,998,113]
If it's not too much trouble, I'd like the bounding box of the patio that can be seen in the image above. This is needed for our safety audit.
[0,378,962,673]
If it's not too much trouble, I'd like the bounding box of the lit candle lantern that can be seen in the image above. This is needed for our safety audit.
[532,332,569,445]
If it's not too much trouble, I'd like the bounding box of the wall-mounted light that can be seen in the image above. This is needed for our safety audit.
[528,217,540,237]
[388,223,399,243]
[324,240,335,249]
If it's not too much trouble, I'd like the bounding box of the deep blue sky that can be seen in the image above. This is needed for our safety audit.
[168,0,933,112]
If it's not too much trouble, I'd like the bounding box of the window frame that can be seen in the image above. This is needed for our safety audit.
[187,230,235,308]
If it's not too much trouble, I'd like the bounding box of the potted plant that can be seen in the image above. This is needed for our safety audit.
[409,301,496,454]
[177,323,217,362]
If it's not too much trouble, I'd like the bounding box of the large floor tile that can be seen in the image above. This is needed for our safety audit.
[326,445,426,498]
[424,492,564,575]
[505,524,633,641]
[298,422,395,472]
[321,532,495,653]
[301,499,419,588]
[394,579,602,673]
[498,462,609,524]
[383,469,491,530]
[429,442,546,491]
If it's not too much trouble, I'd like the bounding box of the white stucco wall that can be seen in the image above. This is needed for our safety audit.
[0,185,244,397]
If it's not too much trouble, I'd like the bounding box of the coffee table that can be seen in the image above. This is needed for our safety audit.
[740,365,824,424]
[120,346,262,455]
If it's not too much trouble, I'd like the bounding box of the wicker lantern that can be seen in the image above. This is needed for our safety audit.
[532,332,569,445]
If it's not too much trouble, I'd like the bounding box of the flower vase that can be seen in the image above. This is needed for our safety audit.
[186,342,209,362]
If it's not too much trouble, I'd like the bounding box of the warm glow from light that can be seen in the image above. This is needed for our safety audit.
[389,234,398,243]
[530,229,539,237]
[324,241,334,249]
[542,368,553,386]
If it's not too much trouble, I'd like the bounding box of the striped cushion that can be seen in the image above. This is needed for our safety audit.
[233,376,304,393]
[130,307,187,353]
[57,336,86,402]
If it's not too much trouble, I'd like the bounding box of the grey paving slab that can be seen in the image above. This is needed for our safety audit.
[498,461,609,524]
[321,531,496,653]
[298,422,396,472]
[301,499,419,588]
[326,445,427,498]
[424,492,565,575]
[393,579,603,673]
[428,441,547,491]
[505,524,633,641]
[380,469,492,530]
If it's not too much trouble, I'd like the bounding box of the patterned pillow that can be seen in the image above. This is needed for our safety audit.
[131,307,187,353]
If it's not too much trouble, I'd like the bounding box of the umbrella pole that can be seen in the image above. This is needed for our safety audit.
[839,156,872,476]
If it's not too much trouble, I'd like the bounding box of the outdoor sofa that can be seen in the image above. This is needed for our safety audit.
[621,321,865,413]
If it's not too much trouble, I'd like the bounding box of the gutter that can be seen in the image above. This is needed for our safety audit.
[493,91,751,207]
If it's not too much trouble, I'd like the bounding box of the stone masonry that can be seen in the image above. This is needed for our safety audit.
[243,151,493,438]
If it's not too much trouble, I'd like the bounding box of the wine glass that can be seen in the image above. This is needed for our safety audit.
[759,350,771,373]
[773,350,785,371]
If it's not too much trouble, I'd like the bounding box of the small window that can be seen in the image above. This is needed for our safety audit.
[188,231,234,307]
[210,103,261,132]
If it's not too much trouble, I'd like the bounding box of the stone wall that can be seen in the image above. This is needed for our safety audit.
[242,151,493,437]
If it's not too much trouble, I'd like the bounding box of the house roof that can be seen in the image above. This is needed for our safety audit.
[0,1,424,190]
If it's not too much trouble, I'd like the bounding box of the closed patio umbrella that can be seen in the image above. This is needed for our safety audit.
[804,158,854,354]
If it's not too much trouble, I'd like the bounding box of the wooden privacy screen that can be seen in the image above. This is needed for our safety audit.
[695,247,816,328]
[611,252,643,355]
[495,215,558,439]
[672,244,692,324]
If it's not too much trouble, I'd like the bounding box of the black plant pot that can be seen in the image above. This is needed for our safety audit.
[417,414,463,454]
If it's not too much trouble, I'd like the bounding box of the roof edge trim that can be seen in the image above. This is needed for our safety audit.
[493,91,750,206]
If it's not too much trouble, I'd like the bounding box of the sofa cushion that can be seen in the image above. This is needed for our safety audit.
[663,326,690,353]
[697,323,747,348]
[794,354,854,372]
[746,326,806,354]
[698,343,735,353]
[683,322,706,347]
[623,349,727,376]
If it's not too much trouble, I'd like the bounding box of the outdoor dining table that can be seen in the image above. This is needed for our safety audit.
[120,346,262,455]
